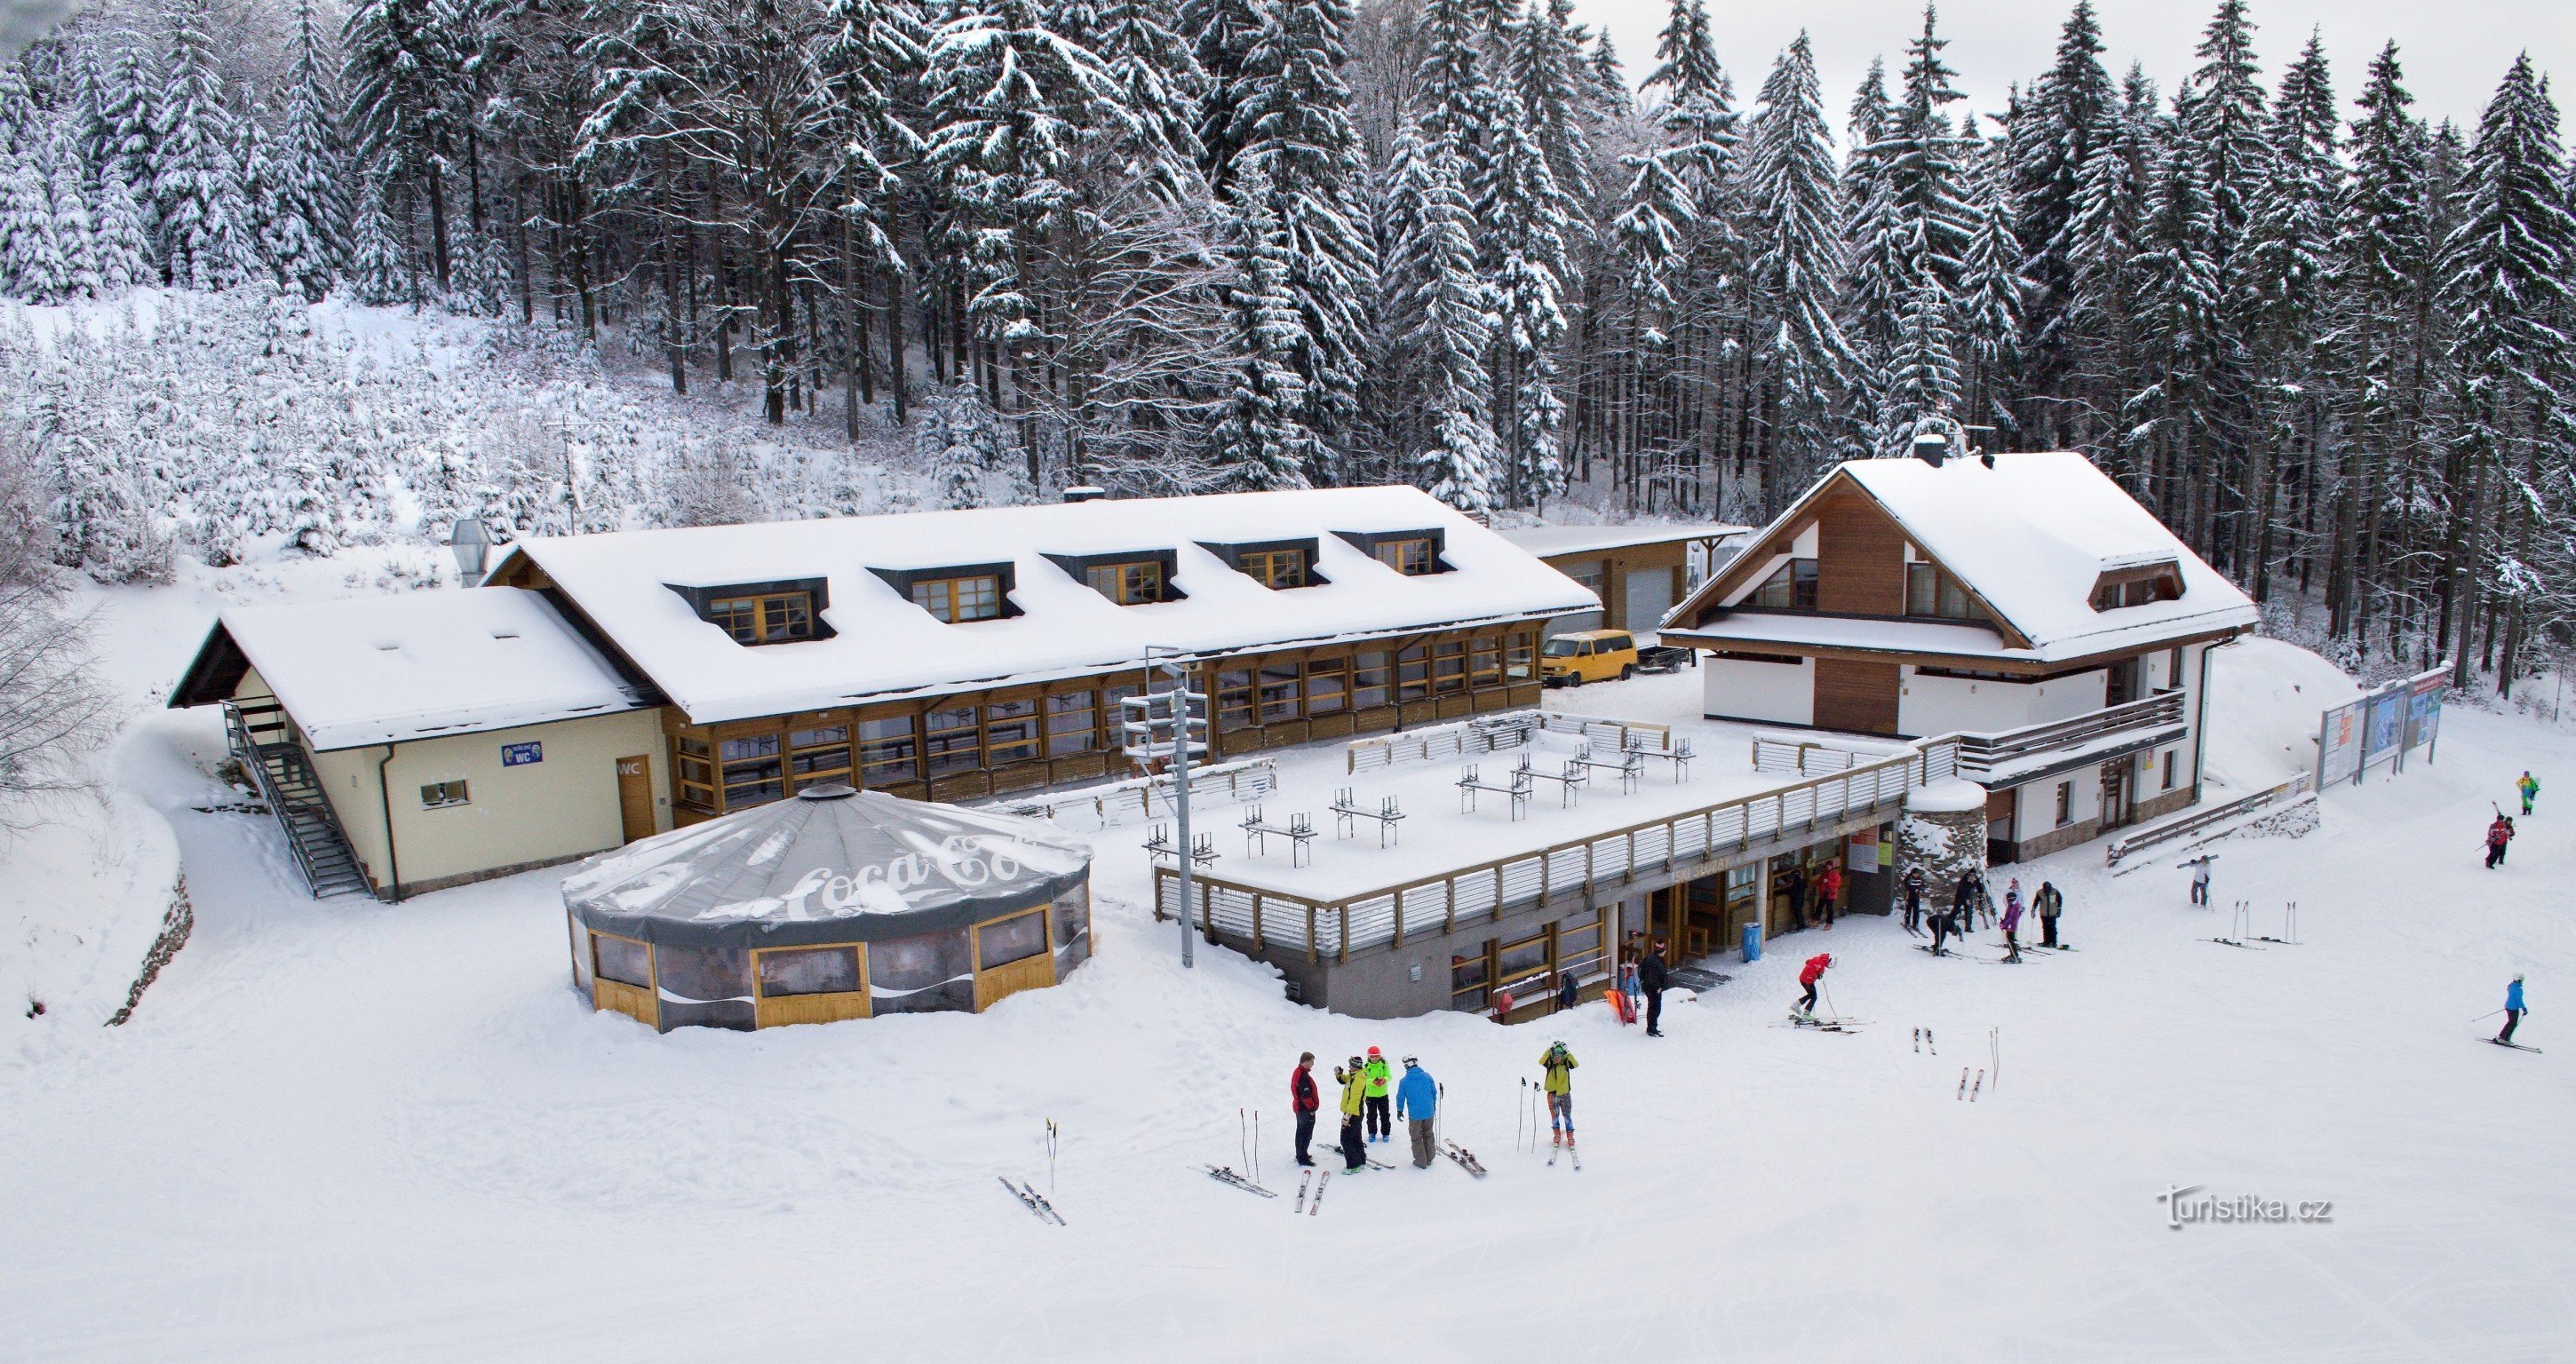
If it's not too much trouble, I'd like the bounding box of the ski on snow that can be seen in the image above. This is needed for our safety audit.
[1001,1175,1065,1225]
[1292,1170,1312,1211]
[1308,1170,1329,1215]
[1442,1141,1488,1178]
[1204,1165,1277,1197]
[2486,1037,2544,1052]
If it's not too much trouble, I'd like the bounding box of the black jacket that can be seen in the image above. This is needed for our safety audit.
[1639,951,1669,993]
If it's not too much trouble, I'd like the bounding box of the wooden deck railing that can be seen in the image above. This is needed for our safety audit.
[1158,738,1957,961]
[1954,691,2185,779]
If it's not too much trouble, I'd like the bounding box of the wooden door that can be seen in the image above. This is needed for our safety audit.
[616,755,655,843]
[2101,764,2130,831]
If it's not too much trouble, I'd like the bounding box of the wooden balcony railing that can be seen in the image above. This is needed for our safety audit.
[1953,691,2185,779]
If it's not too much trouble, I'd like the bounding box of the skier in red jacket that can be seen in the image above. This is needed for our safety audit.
[1290,1052,1321,1168]
[1797,954,1833,1017]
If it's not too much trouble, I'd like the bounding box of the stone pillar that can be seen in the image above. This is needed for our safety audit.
[1899,778,1990,894]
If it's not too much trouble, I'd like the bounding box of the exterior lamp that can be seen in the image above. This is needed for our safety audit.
[450,517,491,587]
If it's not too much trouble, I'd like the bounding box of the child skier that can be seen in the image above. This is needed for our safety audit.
[1797,953,1833,1016]
[1999,880,2024,963]
[1333,1056,1369,1173]
[2519,771,2540,816]
[1539,1043,1578,1150]
[2499,975,2529,1045]
[2486,814,2516,868]
[1362,1046,1393,1143]
[2182,853,2214,905]
[2034,880,2064,948]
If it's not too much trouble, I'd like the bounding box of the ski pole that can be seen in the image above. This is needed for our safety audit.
[1239,1106,1248,1175]
[1253,1110,1260,1186]
[2470,1009,2505,1022]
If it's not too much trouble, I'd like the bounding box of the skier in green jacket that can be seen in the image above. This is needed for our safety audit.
[1362,1045,1394,1144]
[2519,771,2540,816]
[1539,1042,1578,1150]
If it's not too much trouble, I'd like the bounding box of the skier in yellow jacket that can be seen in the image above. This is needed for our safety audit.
[1539,1042,1578,1149]
[1332,1055,1370,1172]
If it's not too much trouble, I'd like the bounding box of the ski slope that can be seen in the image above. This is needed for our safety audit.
[4,638,2573,1361]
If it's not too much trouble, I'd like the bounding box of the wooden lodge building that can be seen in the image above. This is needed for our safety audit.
[169,487,1598,900]
[1494,522,1745,638]
[1658,449,2260,862]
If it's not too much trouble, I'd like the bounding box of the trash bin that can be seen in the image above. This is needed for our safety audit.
[1741,920,1763,964]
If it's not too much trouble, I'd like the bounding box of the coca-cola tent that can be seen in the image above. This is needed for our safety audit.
[561,783,1093,1031]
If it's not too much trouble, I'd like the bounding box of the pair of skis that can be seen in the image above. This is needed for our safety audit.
[1546,1136,1581,1170]
[1914,1027,1936,1055]
[1443,1141,1488,1178]
[1779,1011,1863,1034]
[2487,1037,2543,1053]
[1955,1067,1985,1101]
[1294,1170,1330,1214]
[999,1175,1065,1225]
[1205,1165,1277,1197]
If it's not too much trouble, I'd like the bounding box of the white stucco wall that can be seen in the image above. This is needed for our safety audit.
[1897,668,2106,738]
[1705,655,1814,726]
[310,709,672,894]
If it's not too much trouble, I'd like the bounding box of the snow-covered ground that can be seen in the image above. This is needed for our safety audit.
[6,604,2574,1360]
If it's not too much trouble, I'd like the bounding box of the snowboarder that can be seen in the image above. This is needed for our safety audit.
[1999,880,2023,963]
[2485,814,2515,868]
[1332,1056,1369,1173]
[1539,1043,1578,1149]
[1817,860,1844,929]
[1362,1046,1393,1143]
[2499,975,2529,1044]
[2182,853,2214,905]
[1785,865,1809,929]
[2034,880,2064,948]
[2519,771,2540,816]
[1797,953,1833,1016]
[1902,864,1927,933]
[1395,1057,1439,1168]
[1640,937,1670,1038]
[1290,1051,1321,1167]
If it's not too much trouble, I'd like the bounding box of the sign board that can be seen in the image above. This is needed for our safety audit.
[2361,690,2406,773]
[501,741,545,767]
[2317,699,2365,788]
[2401,670,2446,768]
[1846,828,1881,874]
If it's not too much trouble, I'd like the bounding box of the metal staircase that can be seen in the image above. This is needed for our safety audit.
[223,699,375,899]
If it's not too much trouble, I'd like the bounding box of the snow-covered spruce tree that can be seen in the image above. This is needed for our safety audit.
[1477,84,1573,510]
[343,0,470,290]
[1092,0,1206,195]
[918,380,1006,509]
[2239,31,2340,602]
[271,0,350,300]
[2439,54,2576,688]
[91,41,158,250]
[152,0,258,291]
[2131,87,2223,535]
[2008,0,2113,437]
[345,178,408,305]
[1640,0,1735,201]
[88,161,149,296]
[1,107,69,303]
[1209,156,1319,490]
[1402,136,1499,515]
[2060,64,2156,476]
[1879,254,1963,456]
[1839,58,1902,459]
[1871,4,1975,294]
[43,115,99,301]
[1185,0,1265,184]
[1224,0,1373,456]
[2333,43,2429,649]
[1955,145,2026,434]
[1512,0,1597,212]
[1741,31,1852,507]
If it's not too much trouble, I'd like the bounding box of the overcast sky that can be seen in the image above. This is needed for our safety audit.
[1571,0,2576,137]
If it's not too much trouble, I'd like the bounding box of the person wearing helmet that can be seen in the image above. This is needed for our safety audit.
[2500,975,2531,1045]
[1332,1055,1370,1172]
[1395,1057,1440,1168]
[1362,1046,1394,1144]
[2000,879,2024,963]
[1797,953,1833,1017]
[1538,1043,1578,1149]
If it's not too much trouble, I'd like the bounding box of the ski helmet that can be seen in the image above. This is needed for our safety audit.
[1367,1045,1381,1057]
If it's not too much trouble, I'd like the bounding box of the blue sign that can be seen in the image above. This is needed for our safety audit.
[502,741,545,767]
[2362,691,2405,768]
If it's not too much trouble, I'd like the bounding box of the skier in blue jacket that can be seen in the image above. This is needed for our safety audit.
[2499,976,2530,1045]
[1395,1058,1441,1168]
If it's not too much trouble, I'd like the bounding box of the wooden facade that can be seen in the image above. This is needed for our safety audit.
[664,626,1546,823]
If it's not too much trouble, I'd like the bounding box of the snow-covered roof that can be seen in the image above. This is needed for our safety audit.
[1667,452,2257,664]
[1495,521,1748,559]
[185,588,654,750]
[499,487,1598,725]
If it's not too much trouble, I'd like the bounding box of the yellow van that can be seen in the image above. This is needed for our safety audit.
[1540,629,1639,686]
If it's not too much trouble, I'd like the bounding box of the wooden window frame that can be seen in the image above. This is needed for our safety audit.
[706,590,815,645]
[1240,547,1308,590]
[1376,538,1437,575]
[858,710,922,786]
[1084,560,1165,605]
[911,574,1005,623]
[419,779,471,809]
[1753,559,1819,611]
[2054,781,2074,827]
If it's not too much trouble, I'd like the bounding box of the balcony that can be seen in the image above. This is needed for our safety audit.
[1953,691,2188,789]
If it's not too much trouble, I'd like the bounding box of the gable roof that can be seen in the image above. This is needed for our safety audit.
[1666,452,2257,664]
[169,588,657,750]
[491,486,1596,725]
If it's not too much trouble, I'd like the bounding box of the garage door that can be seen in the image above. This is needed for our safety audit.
[1546,560,1605,638]
[1624,567,1674,634]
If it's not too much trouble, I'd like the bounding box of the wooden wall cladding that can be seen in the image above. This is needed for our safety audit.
[1813,657,1901,735]
[1814,492,1907,615]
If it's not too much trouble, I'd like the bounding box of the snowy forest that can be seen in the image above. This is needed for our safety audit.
[0,0,2572,689]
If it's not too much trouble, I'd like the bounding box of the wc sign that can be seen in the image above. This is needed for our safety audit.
[501,741,544,767]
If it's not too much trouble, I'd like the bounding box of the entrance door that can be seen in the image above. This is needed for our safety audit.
[2100,762,2131,832]
[616,755,655,843]
[2105,656,2140,707]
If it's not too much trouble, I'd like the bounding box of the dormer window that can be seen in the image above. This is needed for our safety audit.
[913,574,1004,623]
[870,562,1022,623]
[667,577,835,646]
[1086,560,1164,604]
[1332,527,1451,575]
[1201,537,1329,590]
[2089,560,2182,612]
[1750,559,1818,611]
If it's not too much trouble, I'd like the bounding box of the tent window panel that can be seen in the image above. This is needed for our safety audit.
[1046,691,1097,756]
[984,697,1040,768]
[871,927,970,992]
[759,946,862,997]
[1052,886,1092,968]
[978,910,1049,971]
[1353,651,1392,709]
[924,706,982,776]
[1259,662,1301,723]
[592,932,651,988]
[656,945,750,1001]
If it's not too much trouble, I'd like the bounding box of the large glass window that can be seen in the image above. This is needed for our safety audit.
[1240,548,1307,589]
[978,909,1049,971]
[1505,633,1536,682]
[1396,645,1431,702]
[788,726,851,788]
[720,733,783,807]
[1907,562,1975,620]
[1084,561,1164,604]
[1432,640,1467,694]
[675,734,716,811]
[1046,691,1097,757]
[1497,932,1552,987]
[1753,559,1819,610]
[707,591,813,644]
[1259,662,1302,723]
[985,697,1040,768]
[1304,657,1348,715]
[759,946,862,996]
[1353,651,1392,710]
[925,705,982,776]
[1469,636,1503,688]
[859,714,918,785]
[592,932,652,987]
[1217,669,1256,732]
[912,575,1003,623]
[1374,538,1436,575]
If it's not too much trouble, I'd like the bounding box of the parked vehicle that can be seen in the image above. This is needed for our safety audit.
[1541,630,1639,686]
[1634,646,1692,675]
